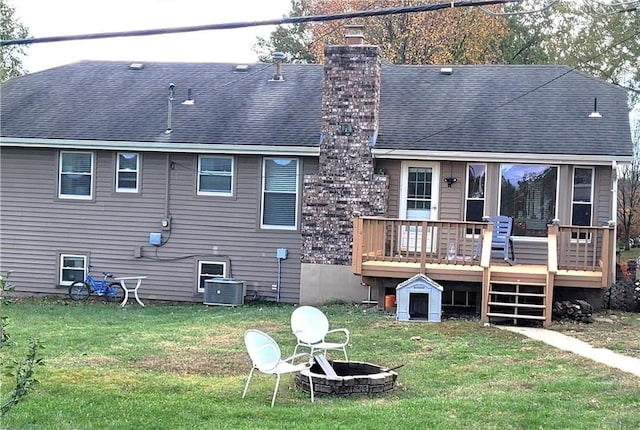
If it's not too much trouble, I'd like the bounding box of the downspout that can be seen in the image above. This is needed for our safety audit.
[611,160,618,283]
[165,154,171,219]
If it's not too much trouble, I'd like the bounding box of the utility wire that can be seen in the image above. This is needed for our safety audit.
[393,26,640,148]
[0,0,523,47]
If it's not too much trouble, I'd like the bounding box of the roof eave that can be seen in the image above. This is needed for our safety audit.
[372,149,633,165]
[0,137,321,157]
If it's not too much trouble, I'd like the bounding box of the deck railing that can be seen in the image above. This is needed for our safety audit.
[551,223,614,286]
[352,217,487,274]
[353,217,615,283]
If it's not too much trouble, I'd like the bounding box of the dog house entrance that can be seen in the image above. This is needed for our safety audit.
[409,293,429,320]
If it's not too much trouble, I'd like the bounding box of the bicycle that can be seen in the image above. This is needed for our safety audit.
[68,271,124,303]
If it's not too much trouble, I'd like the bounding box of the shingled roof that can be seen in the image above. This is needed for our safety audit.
[0,60,633,159]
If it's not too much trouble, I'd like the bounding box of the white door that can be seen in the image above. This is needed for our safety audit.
[399,162,440,251]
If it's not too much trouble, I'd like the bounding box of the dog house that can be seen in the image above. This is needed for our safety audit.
[396,274,443,322]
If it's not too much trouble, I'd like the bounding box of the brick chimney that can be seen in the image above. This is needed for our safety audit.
[301,27,389,266]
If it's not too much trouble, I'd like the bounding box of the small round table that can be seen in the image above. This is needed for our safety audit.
[115,276,147,307]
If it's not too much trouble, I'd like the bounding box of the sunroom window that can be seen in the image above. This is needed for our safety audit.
[261,157,298,229]
[116,152,139,192]
[59,151,93,199]
[465,163,486,234]
[499,164,558,237]
[571,167,593,226]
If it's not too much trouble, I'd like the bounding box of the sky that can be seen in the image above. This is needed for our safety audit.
[11,0,293,74]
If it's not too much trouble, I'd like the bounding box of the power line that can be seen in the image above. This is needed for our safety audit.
[397,26,640,147]
[0,0,522,47]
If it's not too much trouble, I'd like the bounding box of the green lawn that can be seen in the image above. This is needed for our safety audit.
[2,298,639,429]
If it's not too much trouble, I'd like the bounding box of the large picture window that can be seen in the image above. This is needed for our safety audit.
[116,152,139,192]
[59,254,87,286]
[59,151,93,199]
[197,261,227,293]
[197,156,234,196]
[499,164,558,237]
[261,157,298,229]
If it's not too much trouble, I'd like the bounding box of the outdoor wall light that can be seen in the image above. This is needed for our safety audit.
[341,122,353,135]
[443,176,458,187]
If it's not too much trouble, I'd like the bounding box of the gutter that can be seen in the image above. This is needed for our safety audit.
[0,137,320,157]
[372,149,633,166]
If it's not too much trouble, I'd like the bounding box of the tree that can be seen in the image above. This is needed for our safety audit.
[0,0,30,82]
[254,0,509,65]
[502,1,640,105]
[619,119,640,250]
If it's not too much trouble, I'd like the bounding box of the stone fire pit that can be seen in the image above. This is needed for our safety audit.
[295,360,398,396]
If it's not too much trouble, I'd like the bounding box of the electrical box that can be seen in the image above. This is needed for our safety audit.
[161,217,171,231]
[276,248,288,260]
[149,233,162,246]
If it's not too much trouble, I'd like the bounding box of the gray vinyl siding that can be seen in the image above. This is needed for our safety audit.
[0,147,314,303]
[439,162,465,221]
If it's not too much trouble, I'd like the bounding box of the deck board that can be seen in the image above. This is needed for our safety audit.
[360,261,604,288]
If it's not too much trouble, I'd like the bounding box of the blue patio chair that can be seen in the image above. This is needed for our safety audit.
[487,215,516,265]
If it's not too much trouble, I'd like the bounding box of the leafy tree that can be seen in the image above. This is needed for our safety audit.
[255,0,509,64]
[502,1,640,105]
[0,0,30,82]
[619,119,640,250]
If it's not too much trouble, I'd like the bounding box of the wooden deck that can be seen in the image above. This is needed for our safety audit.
[352,217,615,327]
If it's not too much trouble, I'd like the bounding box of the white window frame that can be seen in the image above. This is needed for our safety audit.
[571,166,595,243]
[197,155,234,196]
[59,254,87,286]
[116,152,140,193]
[465,163,486,236]
[58,151,94,200]
[261,157,299,230]
[197,260,227,293]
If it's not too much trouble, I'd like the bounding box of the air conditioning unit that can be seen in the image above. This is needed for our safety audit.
[203,278,245,306]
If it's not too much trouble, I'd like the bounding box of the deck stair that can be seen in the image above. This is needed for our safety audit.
[484,265,550,326]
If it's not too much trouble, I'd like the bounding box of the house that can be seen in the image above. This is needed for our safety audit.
[0,27,633,325]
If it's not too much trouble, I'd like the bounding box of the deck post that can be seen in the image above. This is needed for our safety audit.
[601,223,614,287]
[480,224,493,324]
[545,222,559,327]
[352,217,363,275]
[420,221,427,274]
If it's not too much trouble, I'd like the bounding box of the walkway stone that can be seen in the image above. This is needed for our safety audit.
[498,326,640,378]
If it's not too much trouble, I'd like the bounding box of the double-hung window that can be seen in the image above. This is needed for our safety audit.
[499,164,558,237]
[59,254,87,286]
[116,152,140,192]
[197,156,234,196]
[59,151,93,199]
[571,167,594,240]
[465,163,486,234]
[261,157,298,229]
[197,261,227,292]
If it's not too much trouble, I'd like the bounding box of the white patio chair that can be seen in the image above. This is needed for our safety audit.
[291,306,350,360]
[242,329,314,407]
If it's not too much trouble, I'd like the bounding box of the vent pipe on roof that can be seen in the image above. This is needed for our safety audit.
[182,88,194,105]
[271,52,285,82]
[166,83,175,134]
[588,97,602,118]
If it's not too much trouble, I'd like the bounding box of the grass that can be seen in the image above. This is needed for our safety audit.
[1,298,640,429]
